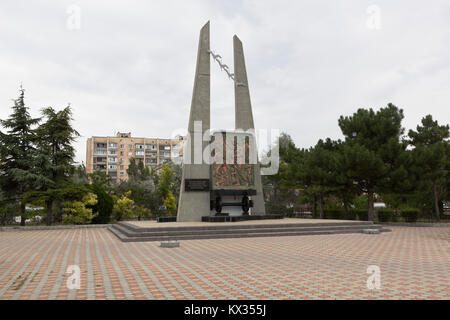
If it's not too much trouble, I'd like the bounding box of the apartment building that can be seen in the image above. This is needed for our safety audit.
[86,132,184,183]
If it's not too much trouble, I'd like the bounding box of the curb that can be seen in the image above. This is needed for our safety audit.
[380,222,450,227]
[0,224,110,232]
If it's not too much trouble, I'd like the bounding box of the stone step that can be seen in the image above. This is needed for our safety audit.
[109,226,387,242]
[110,222,383,238]
[116,220,376,233]
[109,223,389,242]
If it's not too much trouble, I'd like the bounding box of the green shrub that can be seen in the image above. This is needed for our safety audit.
[400,208,419,222]
[113,191,134,221]
[344,210,357,220]
[62,193,98,225]
[164,191,177,216]
[323,208,345,220]
[0,206,15,225]
[352,209,368,221]
[90,184,113,224]
[377,209,395,222]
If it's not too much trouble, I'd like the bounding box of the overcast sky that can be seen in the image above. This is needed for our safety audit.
[1,0,449,164]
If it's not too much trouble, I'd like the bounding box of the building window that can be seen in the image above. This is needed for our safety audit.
[120,172,124,176]
[120,165,124,170]
[94,150,107,155]
[120,144,124,148]
[136,144,144,149]
[120,151,124,156]
[109,143,117,148]
[136,151,144,156]
[128,144,133,149]
[128,152,132,156]
[96,143,107,148]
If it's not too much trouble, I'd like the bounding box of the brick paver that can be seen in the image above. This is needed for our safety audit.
[0,226,448,299]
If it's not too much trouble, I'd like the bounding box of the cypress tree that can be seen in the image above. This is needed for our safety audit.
[0,87,41,225]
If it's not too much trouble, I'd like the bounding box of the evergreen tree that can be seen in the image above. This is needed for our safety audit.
[338,104,408,221]
[34,105,80,224]
[0,87,41,225]
[121,158,157,215]
[89,184,113,224]
[262,133,306,215]
[408,115,449,221]
[304,139,341,218]
[88,170,112,191]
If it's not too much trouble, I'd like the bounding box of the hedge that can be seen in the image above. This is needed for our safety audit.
[400,208,420,222]
[377,209,396,222]
[377,208,420,222]
[354,209,368,221]
[323,208,366,221]
[322,208,428,222]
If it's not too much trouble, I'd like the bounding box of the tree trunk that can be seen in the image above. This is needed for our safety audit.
[368,191,375,222]
[53,199,62,223]
[46,200,52,226]
[318,193,324,219]
[20,202,26,226]
[433,183,440,223]
[312,195,317,219]
[343,201,349,219]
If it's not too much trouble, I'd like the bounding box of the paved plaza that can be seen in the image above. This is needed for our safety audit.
[0,226,448,300]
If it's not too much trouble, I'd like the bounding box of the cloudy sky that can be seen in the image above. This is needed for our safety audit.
[1,0,449,164]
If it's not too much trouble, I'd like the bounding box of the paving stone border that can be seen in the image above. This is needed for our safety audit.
[0,224,110,232]
[380,222,450,227]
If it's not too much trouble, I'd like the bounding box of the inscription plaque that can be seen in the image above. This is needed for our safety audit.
[185,179,210,192]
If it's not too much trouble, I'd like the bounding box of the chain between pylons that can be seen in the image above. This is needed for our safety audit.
[208,50,247,87]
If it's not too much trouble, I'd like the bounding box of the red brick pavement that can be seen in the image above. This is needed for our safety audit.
[0,226,448,300]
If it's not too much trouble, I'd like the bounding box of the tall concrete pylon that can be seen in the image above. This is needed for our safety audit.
[233,35,266,214]
[177,22,211,222]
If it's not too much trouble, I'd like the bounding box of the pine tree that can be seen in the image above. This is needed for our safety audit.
[338,104,408,221]
[0,87,41,225]
[408,115,449,222]
[34,105,80,224]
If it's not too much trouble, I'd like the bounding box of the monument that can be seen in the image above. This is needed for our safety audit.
[177,21,265,222]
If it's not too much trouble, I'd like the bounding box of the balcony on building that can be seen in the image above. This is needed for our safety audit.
[95,142,107,149]
[94,164,106,170]
[94,149,107,156]
[135,150,145,158]
[159,144,171,151]
[94,157,107,164]
[109,172,118,179]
